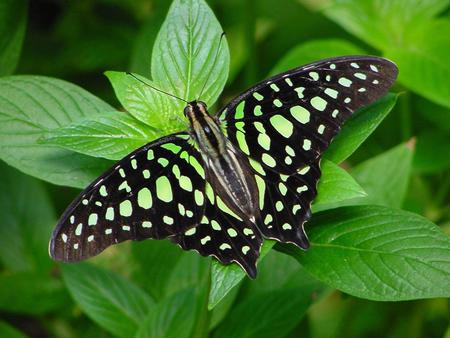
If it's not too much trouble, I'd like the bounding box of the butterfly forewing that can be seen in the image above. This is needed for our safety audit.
[220,56,398,175]
[50,133,207,261]
[220,56,397,252]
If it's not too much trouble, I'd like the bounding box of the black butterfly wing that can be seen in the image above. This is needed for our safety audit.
[171,182,263,278]
[220,56,398,174]
[50,133,208,261]
[220,56,398,247]
[50,132,263,277]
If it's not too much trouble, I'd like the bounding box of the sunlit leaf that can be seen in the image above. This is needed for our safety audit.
[40,111,158,161]
[151,0,230,106]
[0,76,112,188]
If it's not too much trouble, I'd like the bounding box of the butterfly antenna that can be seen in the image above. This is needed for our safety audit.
[198,32,226,101]
[126,72,188,104]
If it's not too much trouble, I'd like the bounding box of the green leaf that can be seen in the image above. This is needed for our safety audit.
[62,263,155,338]
[0,0,27,76]
[0,321,27,338]
[131,240,183,301]
[151,0,229,105]
[213,289,313,338]
[0,272,68,315]
[135,288,197,338]
[0,162,55,272]
[0,76,112,188]
[271,39,365,75]
[385,20,450,109]
[314,159,366,208]
[106,71,184,134]
[325,93,398,164]
[351,141,414,208]
[40,111,158,161]
[413,131,450,173]
[208,240,275,310]
[286,205,450,301]
[322,0,449,50]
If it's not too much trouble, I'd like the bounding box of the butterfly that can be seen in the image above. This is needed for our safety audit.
[49,55,398,278]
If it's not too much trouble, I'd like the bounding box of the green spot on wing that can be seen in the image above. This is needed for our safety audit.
[156,176,173,202]
[235,101,245,119]
[270,115,293,137]
[162,143,182,154]
[137,188,153,209]
[119,200,133,217]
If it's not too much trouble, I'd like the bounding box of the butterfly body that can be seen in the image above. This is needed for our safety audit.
[50,56,398,278]
[185,100,261,225]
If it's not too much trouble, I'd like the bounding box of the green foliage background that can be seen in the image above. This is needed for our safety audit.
[0,0,449,337]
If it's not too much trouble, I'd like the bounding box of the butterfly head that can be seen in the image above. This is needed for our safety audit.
[184,100,208,120]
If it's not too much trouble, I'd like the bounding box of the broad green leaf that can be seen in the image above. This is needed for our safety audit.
[0,321,27,338]
[208,240,275,310]
[0,0,27,76]
[151,0,230,105]
[0,272,68,315]
[413,131,450,173]
[40,111,158,161]
[62,263,155,338]
[131,240,183,301]
[106,71,184,134]
[213,289,313,338]
[385,20,450,109]
[351,141,414,208]
[271,39,365,75]
[285,205,450,301]
[322,0,449,50]
[0,76,112,188]
[135,289,196,338]
[325,93,398,164]
[0,162,55,272]
[314,159,366,208]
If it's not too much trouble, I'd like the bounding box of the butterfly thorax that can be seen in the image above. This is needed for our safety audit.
[185,101,260,223]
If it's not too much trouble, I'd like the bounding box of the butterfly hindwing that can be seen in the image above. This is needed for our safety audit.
[171,183,263,278]
[249,158,321,248]
[220,56,398,175]
[50,133,208,261]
